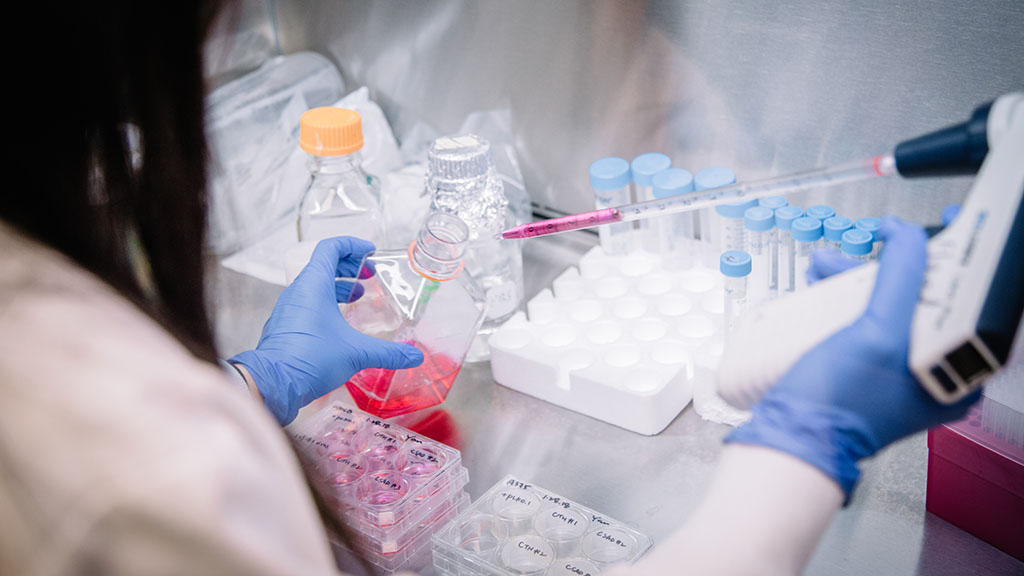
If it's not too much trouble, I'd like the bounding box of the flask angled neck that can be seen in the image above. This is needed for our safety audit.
[410,213,469,281]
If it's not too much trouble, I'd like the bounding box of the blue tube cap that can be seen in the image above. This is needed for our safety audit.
[716,198,759,218]
[631,153,672,187]
[806,205,836,221]
[774,206,804,231]
[841,229,873,256]
[758,196,788,210]
[590,157,631,191]
[652,168,695,199]
[744,206,775,232]
[695,167,751,218]
[695,166,737,191]
[823,216,854,242]
[791,217,823,242]
[855,217,882,241]
[720,250,752,278]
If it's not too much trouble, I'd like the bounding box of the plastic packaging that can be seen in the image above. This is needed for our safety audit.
[287,401,471,572]
[426,135,524,361]
[720,251,751,343]
[791,217,823,292]
[591,158,634,255]
[822,216,854,251]
[839,229,873,262]
[205,51,346,254]
[431,476,652,575]
[855,217,883,260]
[341,213,487,417]
[631,153,672,252]
[742,207,774,306]
[773,206,804,295]
[651,168,696,269]
[296,107,384,246]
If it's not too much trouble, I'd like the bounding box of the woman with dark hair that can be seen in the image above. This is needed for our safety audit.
[0,2,986,575]
[0,2,420,575]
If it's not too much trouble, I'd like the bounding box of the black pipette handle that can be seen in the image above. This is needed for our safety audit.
[894,100,992,178]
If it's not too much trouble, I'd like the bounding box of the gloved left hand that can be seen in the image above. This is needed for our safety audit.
[230,237,424,426]
[726,217,979,499]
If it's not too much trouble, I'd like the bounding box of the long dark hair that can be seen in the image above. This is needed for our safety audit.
[7,2,220,361]
[5,2,371,572]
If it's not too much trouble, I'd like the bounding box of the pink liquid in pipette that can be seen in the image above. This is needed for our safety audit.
[501,208,622,239]
[346,340,462,418]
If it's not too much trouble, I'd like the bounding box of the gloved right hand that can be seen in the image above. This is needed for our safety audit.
[726,217,980,499]
[230,237,424,426]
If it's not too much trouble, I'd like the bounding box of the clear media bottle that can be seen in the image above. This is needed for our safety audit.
[841,229,874,262]
[426,134,523,361]
[651,168,696,269]
[791,217,823,292]
[341,213,487,418]
[631,153,672,253]
[720,250,752,343]
[822,216,853,251]
[805,204,836,223]
[591,157,634,255]
[297,107,383,245]
[758,196,788,293]
[773,206,804,295]
[855,217,882,260]
[743,206,775,307]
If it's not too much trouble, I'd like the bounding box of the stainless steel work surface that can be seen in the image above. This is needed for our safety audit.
[209,231,1023,575]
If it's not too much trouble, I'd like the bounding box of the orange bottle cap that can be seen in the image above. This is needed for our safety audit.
[299,107,363,156]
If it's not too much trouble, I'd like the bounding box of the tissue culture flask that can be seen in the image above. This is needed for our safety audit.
[342,213,486,418]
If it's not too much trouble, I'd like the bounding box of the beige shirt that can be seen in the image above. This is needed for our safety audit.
[0,223,356,576]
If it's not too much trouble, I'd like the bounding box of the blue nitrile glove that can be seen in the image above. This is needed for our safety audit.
[230,237,424,426]
[727,217,980,498]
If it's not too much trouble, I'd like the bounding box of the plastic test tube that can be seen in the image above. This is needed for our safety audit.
[822,216,853,251]
[855,217,882,260]
[758,196,788,293]
[774,206,804,295]
[720,250,751,343]
[590,157,634,255]
[840,229,873,262]
[806,204,836,223]
[791,217,823,292]
[631,153,672,253]
[695,167,746,252]
[743,206,775,307]
[704,168,756,253]
[651,168,696,269]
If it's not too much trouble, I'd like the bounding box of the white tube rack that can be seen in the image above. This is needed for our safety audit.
[489,246,733,435]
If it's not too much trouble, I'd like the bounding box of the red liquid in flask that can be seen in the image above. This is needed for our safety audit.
[346,341,462,418]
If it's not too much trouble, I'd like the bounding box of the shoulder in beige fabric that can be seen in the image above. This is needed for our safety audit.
[0,223,403,576]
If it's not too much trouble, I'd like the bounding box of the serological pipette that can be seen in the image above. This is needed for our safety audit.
[502,100,994,240]
[501,155,895,240]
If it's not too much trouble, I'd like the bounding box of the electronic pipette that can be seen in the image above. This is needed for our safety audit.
[500,99,995,241]
[717,92,1023,407]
